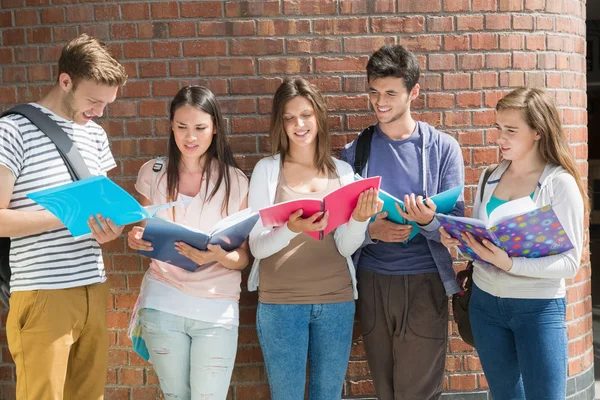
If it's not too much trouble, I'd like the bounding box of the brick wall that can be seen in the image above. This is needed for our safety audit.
[0,0,590,399]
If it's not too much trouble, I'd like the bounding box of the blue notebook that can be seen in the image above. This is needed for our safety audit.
[139,209,260,272]
[355,174,463,242]
[27,175,180,237]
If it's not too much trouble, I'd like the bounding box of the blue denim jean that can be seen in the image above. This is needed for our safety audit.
[139,308,238,400]
[469,283,567,400]
[256,301,355,400]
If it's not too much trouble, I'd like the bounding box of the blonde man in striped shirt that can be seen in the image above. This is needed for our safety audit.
[0,34,127,400]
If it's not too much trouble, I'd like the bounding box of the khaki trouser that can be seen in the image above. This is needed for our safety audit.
[7,281,110,400]
[357,269,448,400]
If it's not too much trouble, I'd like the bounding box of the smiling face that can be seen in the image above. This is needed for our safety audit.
[495,108,541,162]
[368,76,419,126]
[59,74,118,125]
[171,104,215,164]
[282,95,319,151]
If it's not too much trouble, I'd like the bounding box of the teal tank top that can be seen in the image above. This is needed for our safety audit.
[486,193,534,217]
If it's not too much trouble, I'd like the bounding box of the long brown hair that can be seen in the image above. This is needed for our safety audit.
[270,78,336,173]
[496,87,589,212]
[165,86,240,214]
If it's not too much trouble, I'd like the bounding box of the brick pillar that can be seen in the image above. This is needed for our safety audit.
[0,0,591,399]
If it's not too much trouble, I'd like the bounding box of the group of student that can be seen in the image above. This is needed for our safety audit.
[0,33,586,400]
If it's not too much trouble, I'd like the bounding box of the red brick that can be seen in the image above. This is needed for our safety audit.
[499,34,524,50]
[231,117,270,134]
[0,11,12,27]
[153,41,181,58]
[348,379,375,396]
[428,93,454,109]
[199,58,255,76]
[0,88,16,104]
[4,29,25,46]
[485,53,511,69]
[473,110,497,127]
[124,42,151,59]
[258,58,311,75]
[443,0,470,12]
[398,0,441,12]
[459,54,484,70]
[230,38,284,56]
[169,60,197,77]
[183,40,227,57]
[340,0,394,14]
[427,16,454,32]
[485,14,510,30]
[526,35,546,51]
[326,95,369,111]
[372,16,425,33]
[456,15,483,31]
[15,9,38,25]
[499,71,524,87]
[140,100,167,117]
[456,92,482,108]
[111,23,137,40]
[444,35,470,51]
[499,0,522,11]
[198,21,226,36]
[121,3,149,20]
[443,73,471,90]
[66,5,93,22]
[472,33,498,50]
[94,5,119,21]
[314,56,369,73]
[283,0,336,15]
[15,47,38,63]
[117,367,144,386]
[226,1,280,17]
[28,65,51,82]
[449,374,478,391]
[287,38,342,54]
[313,17,369,35]
[257,19,311,36]
[151,2,179,19]
[139,62,167,78]
[473,0,497,10]
[513,15,534,30]
[445,111,471,127]
[181,1,222,18]
[427,54,455,71]
[231,78,283,95]
[344,36,395,53]
[169,21,195,37]
[513,53,536,70]
[400,35,442,52]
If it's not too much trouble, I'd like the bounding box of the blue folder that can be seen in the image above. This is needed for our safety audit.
[27,175,179,237]
[355,175,463,242]
[138,210,259,271]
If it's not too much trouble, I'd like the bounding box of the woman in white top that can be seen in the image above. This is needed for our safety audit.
[127,86,250,400]
[440,88,586,400]
[248,78,379,399]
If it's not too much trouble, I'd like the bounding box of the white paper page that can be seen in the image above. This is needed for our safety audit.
[210,208,256,235]
[488,196,537,226]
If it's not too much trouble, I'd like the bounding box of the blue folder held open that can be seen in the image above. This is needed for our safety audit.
[138,209,259,272]
[27,175,179,237]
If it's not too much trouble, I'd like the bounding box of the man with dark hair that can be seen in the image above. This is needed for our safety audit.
[0,34,127,399]
[341,44,464,399]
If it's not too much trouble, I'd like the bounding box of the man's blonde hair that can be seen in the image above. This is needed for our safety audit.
[58,34,127,87]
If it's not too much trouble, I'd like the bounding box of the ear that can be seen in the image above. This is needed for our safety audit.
[409,83,420,102]
[58,73,73,92]
[534,130,542,141]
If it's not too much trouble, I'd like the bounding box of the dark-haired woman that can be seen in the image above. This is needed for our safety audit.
[127,86,249,399]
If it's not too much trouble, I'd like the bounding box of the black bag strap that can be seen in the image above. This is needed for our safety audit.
[353,125,375,176]
[480,163,499,203]
[1,104,91,181]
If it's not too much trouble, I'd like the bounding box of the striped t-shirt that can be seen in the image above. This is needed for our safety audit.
[0,103,116,292]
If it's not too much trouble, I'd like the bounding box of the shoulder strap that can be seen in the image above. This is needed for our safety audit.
[480,164,499,203]
[354,125,375,176]
[1,104,91,181]
[150,157,167,204]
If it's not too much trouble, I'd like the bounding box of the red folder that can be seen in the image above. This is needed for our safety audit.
[258,176,381,240]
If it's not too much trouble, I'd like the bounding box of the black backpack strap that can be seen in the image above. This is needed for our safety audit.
[479,164,499,203]
[1,104,91,181]
[354,125,375,176]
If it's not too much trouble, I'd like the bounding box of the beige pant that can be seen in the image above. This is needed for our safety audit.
[7,282,110,400]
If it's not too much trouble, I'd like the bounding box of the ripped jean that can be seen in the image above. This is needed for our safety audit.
[139,308,238,400]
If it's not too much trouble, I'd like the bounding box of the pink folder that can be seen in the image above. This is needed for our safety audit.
[258,176,381,240]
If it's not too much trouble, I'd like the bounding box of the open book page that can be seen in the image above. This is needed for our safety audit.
[488,196,537,226]
[208,210,260,251]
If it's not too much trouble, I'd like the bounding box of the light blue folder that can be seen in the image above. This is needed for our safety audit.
[27,175,179,237]
[355,174,463,242]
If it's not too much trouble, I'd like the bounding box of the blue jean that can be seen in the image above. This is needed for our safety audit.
[139,309,238,400]
[256,301,355,400]
[469,283,567,400]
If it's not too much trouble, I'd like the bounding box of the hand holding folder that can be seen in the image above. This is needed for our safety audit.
[436,196,574,261]
[138,209,260,271]
[258,176,381,240]
[27,175,180,237]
